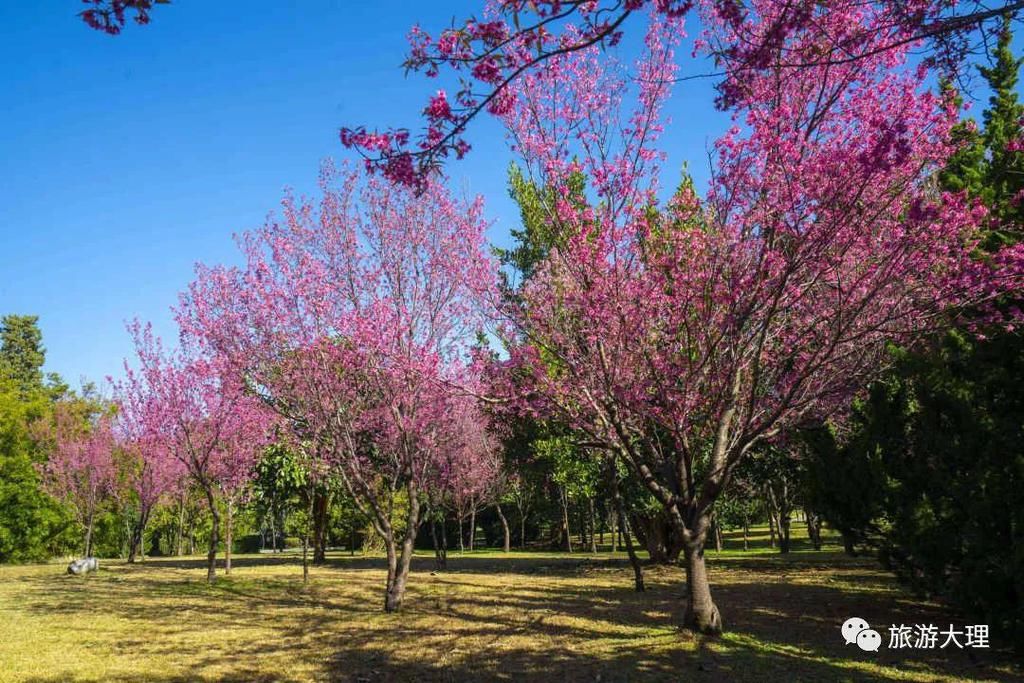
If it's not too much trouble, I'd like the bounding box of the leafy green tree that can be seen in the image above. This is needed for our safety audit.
[0,316,77,562]
[853,334,1024,650]
[800,421,888,555]
[808,27,1024,649]
[980,16,1024,234]
[0,315,45,395]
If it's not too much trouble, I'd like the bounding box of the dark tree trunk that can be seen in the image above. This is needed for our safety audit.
[560,487,573,552]
[588,498,598,553]
[202,484,220,584]
[225,499,234,575]
[128,524,141,563]
[495,503,510,553]
[711,516,722,552]
[766,495,777,549]
[804,507,822,551]
[742,516,749,551]
[122,513,132,560]
[127,508,149,564]
[609,503,618,552]
[175,495,185,556]
[518,503,527,549]
[633,510,683,564]
[842,531,857,556]
[612,476,644,592]
[457,513,465,553]
[430,508,447,571]
[779,513,792,554]
[84,509,95,558]
[383,481,421,613]
[269,504,278,553]
[578,504,587,550]
[302,484,315,584]
[313,491,330,565]
[682,537,722,635]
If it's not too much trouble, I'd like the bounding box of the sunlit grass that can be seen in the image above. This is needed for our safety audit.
[0,529,1018,682]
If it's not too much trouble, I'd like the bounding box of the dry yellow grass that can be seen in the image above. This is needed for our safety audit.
[0,539,1019,682]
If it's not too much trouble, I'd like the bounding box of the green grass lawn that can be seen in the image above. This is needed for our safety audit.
[0,527,1019,682]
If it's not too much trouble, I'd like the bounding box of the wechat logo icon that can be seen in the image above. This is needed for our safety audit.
[842,617,882,652]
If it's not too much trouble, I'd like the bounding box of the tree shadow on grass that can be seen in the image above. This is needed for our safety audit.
[12,553,1021,683]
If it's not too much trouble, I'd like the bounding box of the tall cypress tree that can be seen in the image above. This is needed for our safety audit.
[980,15,1024,233]
[0,315,46,395]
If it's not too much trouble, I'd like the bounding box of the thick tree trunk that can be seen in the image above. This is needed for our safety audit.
[383,481,421,613]
[634,510,684,564]
[682,539,722,634]
[495,503,510,553]
[127,512,147,564]
[225,499,234,575]
[779,513,792,554]
[202,484,219,583]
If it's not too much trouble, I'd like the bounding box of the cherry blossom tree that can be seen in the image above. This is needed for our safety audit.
[34,402,116,558]
[341,0,1024,188]
[434,393,503,553]
[177,162,499,611]
[482,4,1024,634]
[123,320,272,582]
[110,367,184,563]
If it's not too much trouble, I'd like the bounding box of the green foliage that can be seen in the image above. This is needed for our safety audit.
[800,421,888,551]
[938,102,987,200]
[533,434,600,500]
[811,33,1024,649]
[845,332,1024,650]
[979,16,1024,233]
[0,374,73,562]
[497,164,589,287]
[0,315,46,394]
[254,443,308,500]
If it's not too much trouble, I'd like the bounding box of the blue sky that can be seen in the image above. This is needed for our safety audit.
[8,2,1004,389]
[0,2,726,388]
